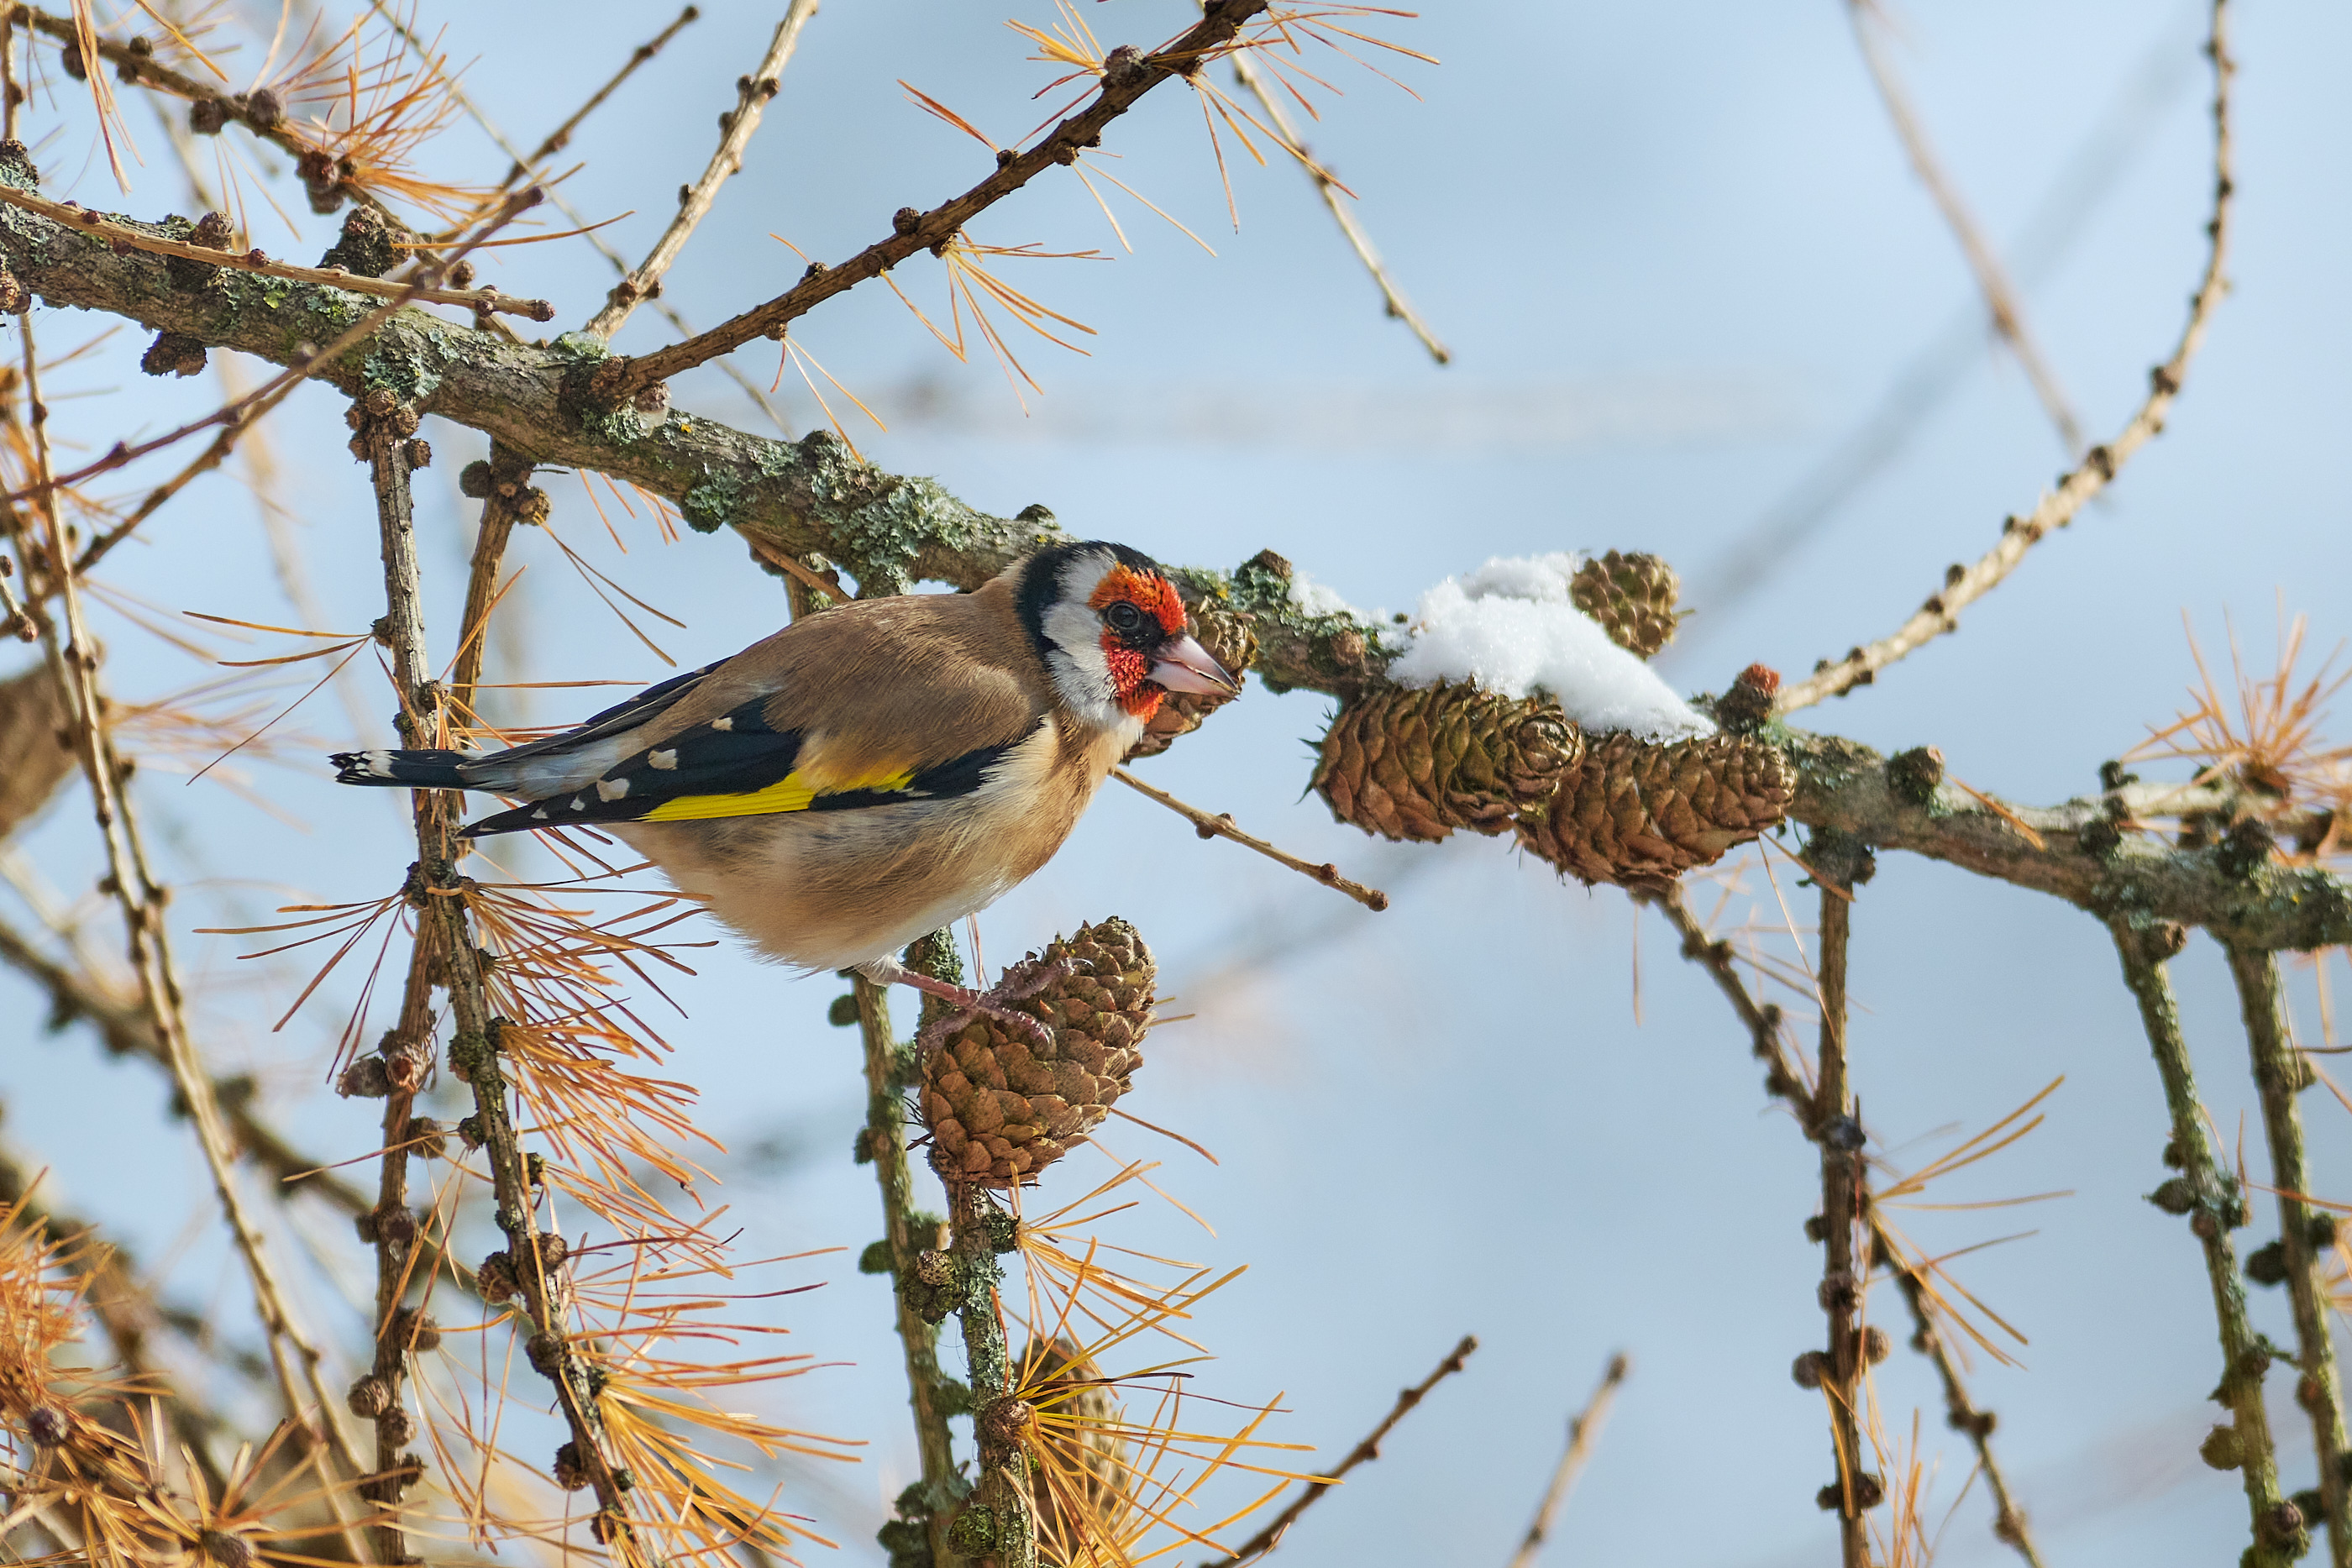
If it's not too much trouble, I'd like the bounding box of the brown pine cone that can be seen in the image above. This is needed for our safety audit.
[1515,730,1793,886]
[1314,683,1584,842]
[920,920,1153,1186]
[1123,603,1257,761]
[1571,550,1683,659]
[1021,1336,1130,1563]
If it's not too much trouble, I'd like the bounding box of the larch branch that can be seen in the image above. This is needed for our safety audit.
[2227,944,2349,1566]
[1504,1351,1630,1568]
[1111,766,1389,910]
[1206,1333,1478,1567]
[582,0,820,343]
[1227,50,1449,365]
[2108,917,2297,1565]
[1776,0,2234,714]
[601,0,1273,392]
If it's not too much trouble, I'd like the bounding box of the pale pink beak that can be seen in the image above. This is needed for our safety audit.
[1149,634,1242,696]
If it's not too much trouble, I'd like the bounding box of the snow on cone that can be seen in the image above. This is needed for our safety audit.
[1124,603,1257,761]
[920,920,1153,1187]
[1570,550,1683,660]
[1312,682,1585,842]
[1515,729,1794,887]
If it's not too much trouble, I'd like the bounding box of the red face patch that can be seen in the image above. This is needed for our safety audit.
[1102,643,1161,718]
[1088,565,1188,636]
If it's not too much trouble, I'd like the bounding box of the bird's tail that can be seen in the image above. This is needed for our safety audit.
[330,748,475,789]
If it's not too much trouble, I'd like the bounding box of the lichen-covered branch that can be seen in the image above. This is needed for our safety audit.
[853,968,968,1565]
[5,106,2349,957]
[1781,732,2352,951]
[2228,944,2349,1567]
[2109,918,2300,1565]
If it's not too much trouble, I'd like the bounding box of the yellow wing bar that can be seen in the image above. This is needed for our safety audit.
[640,763,917,822]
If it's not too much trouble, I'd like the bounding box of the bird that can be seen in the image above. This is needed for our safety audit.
[329,540,1240,1028]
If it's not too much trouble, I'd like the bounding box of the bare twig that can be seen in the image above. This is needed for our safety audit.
[582,0,819,342]
[1504,1352,1630,1568]
[2109,918,2297,1565]
[1809,833,1872,1568]
[1643,879,2050,1566]
[1846,1,2080,452]
[357,393,636,1541]
[1111,766,1389,911]
[503,5,701,187]
[16,313,372,1517]
[1206,1333,1478,1567]
[1227,50,1448,364]
[2228,944,2349,1566]
[603,0,1273,393]
[1775,0,2234,714]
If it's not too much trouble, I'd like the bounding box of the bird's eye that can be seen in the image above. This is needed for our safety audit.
[1104,601,1147,635]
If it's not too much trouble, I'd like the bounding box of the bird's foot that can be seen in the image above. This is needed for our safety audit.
[859,956,1070,1054]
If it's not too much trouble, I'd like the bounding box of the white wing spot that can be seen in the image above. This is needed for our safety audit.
[648,749,678,770]
[531,807,549,821]
[570,795,586,810]
[711,716,733,732]
[596,777,630,802]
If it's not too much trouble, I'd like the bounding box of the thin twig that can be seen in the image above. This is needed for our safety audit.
[604,0,1273,393]
[0,185,554,318]
[582,0,820,342]
[16,312,373,1527]
[1846,1,2080,452]
[1877,1215,2047,1568]
[1207,1333,1478,1567]
[502,5,701,186]
[2109,918,2296,1565]
[1776,0,2234,713]
[1227,50,1448,364]
[1811,835,1872,1568]
[1111,766,1389,911]
[358,392,637,1542]
[2228,944,2349,1567]
[1504,1351,1630,1568]
[359,0,796,433]
[1643,879,2050,1567]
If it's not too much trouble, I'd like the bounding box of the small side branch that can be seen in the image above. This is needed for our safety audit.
[501,4,702,188]
[1206,1333,1478,1567]
[1226,50,1448,364]
[583,0,821,342]
[1111,766,1389,911]
[1846,0,2079,452]
[2108,919,2298,1565]
[2228,944,2349,1566]
[1777,0,2234,713]
[358,396,637,1543]
[1810,833,1872,1568]
[1504,1351,1630,1568]
[606,0,1273,392]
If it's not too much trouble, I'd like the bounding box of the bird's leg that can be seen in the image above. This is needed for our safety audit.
[858,955,1064,1053]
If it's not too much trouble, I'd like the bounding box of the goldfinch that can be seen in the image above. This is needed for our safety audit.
[330,542,1239,1022]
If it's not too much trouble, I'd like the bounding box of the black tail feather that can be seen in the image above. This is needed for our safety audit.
[329,748,474,789]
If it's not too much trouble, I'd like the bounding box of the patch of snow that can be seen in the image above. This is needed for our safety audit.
[1288,573,1359,621]
[1387,553,1712,741]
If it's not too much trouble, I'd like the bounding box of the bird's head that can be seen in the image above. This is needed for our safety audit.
[1016,542,1242,733]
